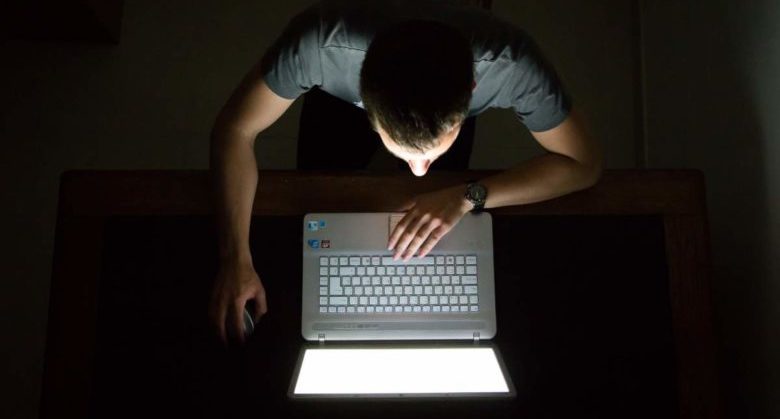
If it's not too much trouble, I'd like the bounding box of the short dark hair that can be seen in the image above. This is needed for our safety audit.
[360,20,474,152]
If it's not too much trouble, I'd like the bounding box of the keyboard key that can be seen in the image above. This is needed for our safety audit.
[444,286,453,295]
[452,276,460,285]
[456,255,465,265]
[319,287,328,295]
[460,305,469,312]
[320,267,328,275]
[367,267,376,276]
[470,305,479,312]
[377,267,386,275]
[340,267,356,276]
[434,286,443,295]
[355,287,363,296]
[433,306,441,312]
[357,267,366,276]
[436,266,445,275]
[446,266,455,275]
[422,306,431,312]
[466,265,477,275]
[338,307,346,313]
[422,276,431,285]
[432,276,441,285]
[456,266,465,275]
[459,296,468,304]
[400,296,408,305]
[414,286,423,295]
[320,256,329,266]
[449,296,458,304]
[330,257,338,265]
[362,277,371,286]
[464,286,478,294]
[357,307,365,313]
[330,297,347,305]
[392,276,401,285]
[362,257,371,265]
[403,306,412,313]
[436,256,445,265]
[413,306,422,313]
[347,307,355,313]
[367,306,375,313]
[349,257,360,266]
[454,286,463,294]
[420,296,429,304]
[320,306,327,313]
[410,296,419,305]
[466,256,477,265]
[342,277,350,286]
[369,296,378,305]
[430,296,439,304]
[320,276,328,286]
[359,296,368,305]
[339,257,348,266]
[446,256,455,265]
[328,307,337,313]
[329,279,342,295]
[402,276,411,285]
[330,267,339,275]
[352,277,361,286]
[442,306,450,312]
[462,276,477,285]
[395,306,404,313]
[469,295,478,304]
[349,296,357,305]
[411,276,421,285]
[397,266,406,275]
[319,297,328,305]
[372,256,380,265]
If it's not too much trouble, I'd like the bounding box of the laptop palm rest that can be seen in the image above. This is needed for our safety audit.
[313,321,486,330]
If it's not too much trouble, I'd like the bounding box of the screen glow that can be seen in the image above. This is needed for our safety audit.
[293,347,509,395]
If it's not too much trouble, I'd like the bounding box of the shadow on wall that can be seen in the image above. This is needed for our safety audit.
[645,0,774,417]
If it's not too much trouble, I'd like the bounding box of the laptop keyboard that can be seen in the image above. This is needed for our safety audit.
[318,254,479,314]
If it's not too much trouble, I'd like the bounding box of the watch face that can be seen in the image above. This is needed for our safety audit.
[472,184,486,200]
[468,183,487,203]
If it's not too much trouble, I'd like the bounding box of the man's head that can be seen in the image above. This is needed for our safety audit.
[360,20,474,176]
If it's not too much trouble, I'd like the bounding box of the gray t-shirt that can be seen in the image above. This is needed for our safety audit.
[261,0,571,132]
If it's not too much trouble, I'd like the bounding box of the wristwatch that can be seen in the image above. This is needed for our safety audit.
[464,182,488,212]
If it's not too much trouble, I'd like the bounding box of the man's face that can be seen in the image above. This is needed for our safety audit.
[375,124,461,176]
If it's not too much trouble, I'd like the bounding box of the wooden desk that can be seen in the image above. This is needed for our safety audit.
[41,170,721,419]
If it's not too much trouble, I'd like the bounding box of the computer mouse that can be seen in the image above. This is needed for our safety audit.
[243,305,255,338]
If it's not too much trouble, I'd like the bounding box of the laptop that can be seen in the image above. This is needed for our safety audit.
[290,212,515,399]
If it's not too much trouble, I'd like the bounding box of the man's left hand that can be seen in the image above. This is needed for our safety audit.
[388,185,473,260]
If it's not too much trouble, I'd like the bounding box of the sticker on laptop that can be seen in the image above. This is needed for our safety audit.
[307,221,319,231]
[319,220,326,229]
[321,240,330,248]
[307,239,320,249]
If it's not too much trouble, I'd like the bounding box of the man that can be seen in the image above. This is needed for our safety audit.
[209,0,602,342]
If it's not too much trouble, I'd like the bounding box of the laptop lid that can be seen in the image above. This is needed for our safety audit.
[288,341,516,399]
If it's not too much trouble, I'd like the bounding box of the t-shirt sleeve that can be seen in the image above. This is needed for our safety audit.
[260,7,323,99]
[507,30,572,132]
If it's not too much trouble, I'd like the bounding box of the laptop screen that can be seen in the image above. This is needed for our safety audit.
[291,346,512,397]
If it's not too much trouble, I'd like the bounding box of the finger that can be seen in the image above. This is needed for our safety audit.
[418,225,449,258]
[231,299,246,344]
[395,198,416,212]
[253,287,268,321]
[401,221,439,260]
[388,210,417,251]
[209,294,228,344]
[393,214,430,259]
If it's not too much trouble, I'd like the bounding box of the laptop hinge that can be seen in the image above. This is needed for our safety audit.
[317,333,326,344]
[473,332,480,343]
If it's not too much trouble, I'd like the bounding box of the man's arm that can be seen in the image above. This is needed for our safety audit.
[478,108,602,209]
[209,63,294,343]
[390,109,602,259]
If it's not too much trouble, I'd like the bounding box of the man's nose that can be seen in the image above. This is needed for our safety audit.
[408,159,431,177]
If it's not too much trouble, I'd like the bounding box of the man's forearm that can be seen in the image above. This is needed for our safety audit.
[480,152,602,209]
[210,129,258,264]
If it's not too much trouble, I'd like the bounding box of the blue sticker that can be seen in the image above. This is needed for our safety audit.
[307,239,320,249]
[319,220,326,228]
[307,221,319,231]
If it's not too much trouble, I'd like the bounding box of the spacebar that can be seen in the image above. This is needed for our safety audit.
[381,256,435,265]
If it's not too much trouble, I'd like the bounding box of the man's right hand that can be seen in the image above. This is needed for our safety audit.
[209,259,268,344]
